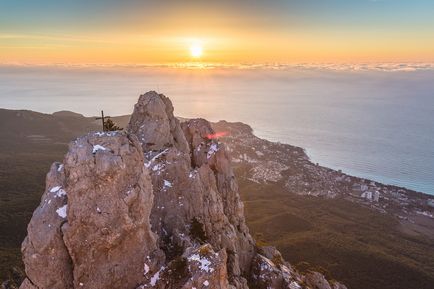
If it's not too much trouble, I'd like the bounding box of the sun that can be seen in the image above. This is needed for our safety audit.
[189,42,203,58]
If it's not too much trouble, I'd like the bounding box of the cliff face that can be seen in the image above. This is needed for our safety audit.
[128,94,255,288]
[19,91,346,289]
[20,132,160,289]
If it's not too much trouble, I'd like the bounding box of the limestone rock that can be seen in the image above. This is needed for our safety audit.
[21,162,72,289]
[128,91,189,153]
[128,93,255,287]
[21,131,160,289]
[304,271,333,289]
[250,250,302,289]
[19,91,347,289]
[62,132,160,289]
[140,244,229,289]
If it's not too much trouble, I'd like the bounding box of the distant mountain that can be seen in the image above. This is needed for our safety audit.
[0,109,98,145]
[52,110,85,118]
[0,109,131,147]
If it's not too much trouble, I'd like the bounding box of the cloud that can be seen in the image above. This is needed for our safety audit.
[0,61,433,72]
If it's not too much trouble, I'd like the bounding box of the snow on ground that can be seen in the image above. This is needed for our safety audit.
[188,253,214,273]
[189,170,197,178]
[152,163,164,171]
[145,149,169,168]
[163,180,172,189]
[143,263,150,276]
[49,186,61,193]
[289,281,302,289]
[207,143,218,159]
[94,131,118,137]
[149,266,165,286]
[56,205,68,218]
[92,145,107,154]
[49,186,67,198]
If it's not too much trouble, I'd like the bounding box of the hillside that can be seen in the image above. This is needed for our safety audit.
[0,104,433,289]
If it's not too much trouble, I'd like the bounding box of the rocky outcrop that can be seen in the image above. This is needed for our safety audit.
[128,92,255,288]
[304,272,348,289]
[21,162,72,289]
[19,91,346,289]
[128,92,189,153]
[21,132,160,289]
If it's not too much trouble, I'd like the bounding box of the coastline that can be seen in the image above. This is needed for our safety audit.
[303,148,433,197]
[211,120,434,239]
[251,127,434,197]
[0,108,433,288]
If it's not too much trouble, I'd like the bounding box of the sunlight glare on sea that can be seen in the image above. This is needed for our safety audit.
[1,64,433,195]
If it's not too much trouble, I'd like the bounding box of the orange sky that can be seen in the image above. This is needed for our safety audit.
[1,0,433,64]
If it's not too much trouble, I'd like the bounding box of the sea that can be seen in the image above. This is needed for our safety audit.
[1,64,433,195]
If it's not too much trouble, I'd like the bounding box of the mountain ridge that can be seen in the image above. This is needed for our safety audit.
[1,97,433,289]
[17,91,347,289]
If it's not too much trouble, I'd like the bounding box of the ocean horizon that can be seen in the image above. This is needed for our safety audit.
[1,64,433,195]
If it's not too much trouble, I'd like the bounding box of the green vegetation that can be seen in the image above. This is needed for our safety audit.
[198,245,213,257]
[0,109,95,280]
[237,173,434,289]
[104,118,123,131]
[0,144,66,281]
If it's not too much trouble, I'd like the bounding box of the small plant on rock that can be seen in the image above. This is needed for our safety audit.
[190,217,207,244]
[198,245,212,257]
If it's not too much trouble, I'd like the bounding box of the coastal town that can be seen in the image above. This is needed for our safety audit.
[212,120,434,239]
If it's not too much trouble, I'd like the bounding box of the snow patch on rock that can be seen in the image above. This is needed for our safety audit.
[92,145,107,154]
[188,254,214,273]
[207,143,218,159]
[56,205,67,219]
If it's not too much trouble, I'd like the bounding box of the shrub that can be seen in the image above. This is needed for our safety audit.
[190,217,207,243]
[198,245,212,257]
[271,254,284,267]
[165,256,190,282]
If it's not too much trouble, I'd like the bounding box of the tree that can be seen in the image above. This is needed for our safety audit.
[103,118,123,131]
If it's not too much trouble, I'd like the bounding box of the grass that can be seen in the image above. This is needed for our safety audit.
[238,174,434,289]
[0,143,66,280]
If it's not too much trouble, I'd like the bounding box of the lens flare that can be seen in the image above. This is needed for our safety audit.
[206,131,229,139]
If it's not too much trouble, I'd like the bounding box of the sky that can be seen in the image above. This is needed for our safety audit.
[1,0,434,64]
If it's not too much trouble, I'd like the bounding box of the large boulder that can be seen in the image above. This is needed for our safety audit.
[21,162,72,289]
[21,131,160,289]
[128,91,189,153]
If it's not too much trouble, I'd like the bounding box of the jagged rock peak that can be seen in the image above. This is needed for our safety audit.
[19,91,347,289]
[20,131,161,289]
[128,92,255,287]
[127,91,189,153]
